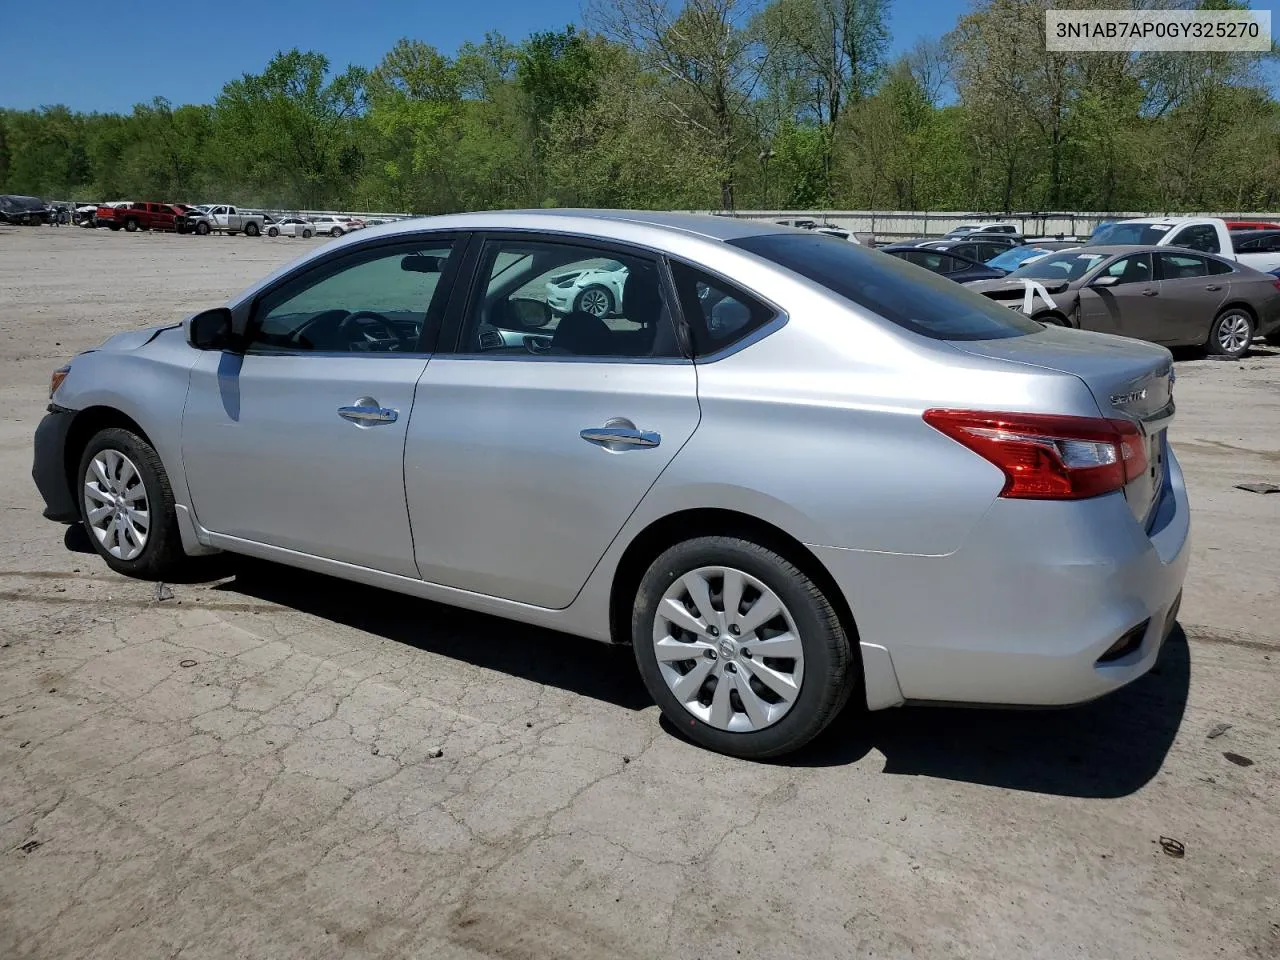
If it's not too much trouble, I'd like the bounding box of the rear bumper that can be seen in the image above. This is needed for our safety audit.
[32,406,79,523]
[813,447,1191,708]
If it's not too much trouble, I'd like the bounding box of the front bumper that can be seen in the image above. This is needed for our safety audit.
[32,406,79,523]
[545,287,576,313]
[813,447,1191,708]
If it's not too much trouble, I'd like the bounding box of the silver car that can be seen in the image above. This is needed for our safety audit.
[32,211,1190,758]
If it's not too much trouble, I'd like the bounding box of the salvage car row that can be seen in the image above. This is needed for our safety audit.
[873,216,1280,358]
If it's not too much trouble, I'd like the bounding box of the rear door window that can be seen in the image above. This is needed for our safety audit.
[731,233,1040,341]
[1156,253,1209,280]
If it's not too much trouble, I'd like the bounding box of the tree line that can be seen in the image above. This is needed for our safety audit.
[1,0,1277,215]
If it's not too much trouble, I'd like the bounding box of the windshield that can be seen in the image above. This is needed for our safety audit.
[1090,222,1171,246]
[730,233,1040,341]
[986,246,1049,270]
[1007,251,1107,281]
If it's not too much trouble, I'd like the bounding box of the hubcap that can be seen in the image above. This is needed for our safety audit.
[652,566,804,733]
[579,289,609,317]
[83,449,150,561]
[1219,314,1250,353]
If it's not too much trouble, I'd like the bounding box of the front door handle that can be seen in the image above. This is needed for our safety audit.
[1141,288,1158,297]
[338,402,398,425]
[580,425,661,448]
[1204,284,1222,291]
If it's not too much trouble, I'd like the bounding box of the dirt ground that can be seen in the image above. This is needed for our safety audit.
[0,226,1277,960]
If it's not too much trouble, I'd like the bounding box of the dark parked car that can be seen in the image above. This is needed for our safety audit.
[1230,229,1280,255]
[966,245,1280,358]
[0,195,50,225]
[915,236,1023,263]
[880,244,1007,283]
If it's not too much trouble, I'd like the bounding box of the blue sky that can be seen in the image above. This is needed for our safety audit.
[0,0,967,112]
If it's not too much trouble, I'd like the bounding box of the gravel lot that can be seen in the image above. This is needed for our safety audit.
[1,226,1277,960]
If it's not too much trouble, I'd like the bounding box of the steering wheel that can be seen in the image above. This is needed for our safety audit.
[338,310,403,351]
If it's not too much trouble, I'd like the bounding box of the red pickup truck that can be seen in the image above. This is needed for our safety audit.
[95,201,189,232]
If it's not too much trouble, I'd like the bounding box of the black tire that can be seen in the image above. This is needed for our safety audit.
[245,221,260,237]
[227,231,238,236]
[267,226,279,238]
[574,284,614,318]
[195,221,210,236]
[1266,330,1280,347]
[124,218,139,233]
[1207,307,1254,359]
[331,226,344,237]
[632,536,856,759]
[76,426,187,580]
[302,228,313,239]
[108,223,121,231]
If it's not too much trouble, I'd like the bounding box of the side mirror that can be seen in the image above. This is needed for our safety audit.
[1092,274,1120,287]
[185,307,233,350]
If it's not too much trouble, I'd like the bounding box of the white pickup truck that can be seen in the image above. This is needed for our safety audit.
[177,204,265,237]
[1091,216,1280,272]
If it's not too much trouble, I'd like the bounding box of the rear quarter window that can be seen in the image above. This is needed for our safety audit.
[730,233,1040,341]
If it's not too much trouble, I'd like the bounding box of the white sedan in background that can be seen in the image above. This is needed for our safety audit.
[265,216,315,239]
[544,259,629,316]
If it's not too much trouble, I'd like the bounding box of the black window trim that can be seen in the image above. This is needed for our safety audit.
[437,229,693,365]
[230,230,470,358]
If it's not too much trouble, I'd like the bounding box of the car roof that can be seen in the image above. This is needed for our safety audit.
[365,209,794,243]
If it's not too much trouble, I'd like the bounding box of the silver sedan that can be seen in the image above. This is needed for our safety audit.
[32,211,1190,758]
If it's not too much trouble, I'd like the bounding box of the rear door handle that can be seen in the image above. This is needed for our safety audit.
[338,404,398,425]
[580,426,661,448]
[1204,284,1222,291]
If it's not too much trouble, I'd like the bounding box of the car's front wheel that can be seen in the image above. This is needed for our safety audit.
[267,226,279,237]
[1208,307,1254,359]
[77,427,186,580]
[195,221,210,236]
[632,536,856,759]
[302,228,313,239]
[331,226,344,237]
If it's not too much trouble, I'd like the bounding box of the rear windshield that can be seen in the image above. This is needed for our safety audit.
[729,233,1040,341]
[1089,222,1171,245]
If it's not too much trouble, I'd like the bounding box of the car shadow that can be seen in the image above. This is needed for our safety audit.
[213,560,652,711]
[765,625,1191,798]
[208,558,1188,797]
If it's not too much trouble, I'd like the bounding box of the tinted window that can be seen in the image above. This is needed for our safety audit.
[669,262,776,356]
[1090,222,1172,245]
[1205,259,1234,275]
[249,241,454,353]
[1236,236,1262,251]
[949,243,979,261]
[459,239,678,359]
[1100,254,1153,285]
[1169,224,1220,253]
[731,233,1040,341]
[1156,253,1208,280]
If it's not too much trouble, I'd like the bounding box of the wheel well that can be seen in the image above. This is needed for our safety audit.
[63,407,153,499]
[1033,310,1070,327]
[1217,301,1256,322]
[608,508,861,656]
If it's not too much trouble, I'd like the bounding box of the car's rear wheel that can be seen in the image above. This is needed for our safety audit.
[245,222,260,237]
[195,221,210,236]
[574,284,614,318]
[632,536,855,759]
[77,427,186,580]
[124,218,139,232]
[1208,308,1253,359]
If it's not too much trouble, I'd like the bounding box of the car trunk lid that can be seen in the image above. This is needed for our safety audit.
[950,326,1175,525]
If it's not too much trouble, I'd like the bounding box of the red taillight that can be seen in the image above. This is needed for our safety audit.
[923,409,1148,500]
[1271,279,1280,293]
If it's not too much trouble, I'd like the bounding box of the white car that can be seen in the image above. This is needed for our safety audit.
[945,221,1022,239]
[265,216,315,239]
[307,215,359,238]
[544,259,629,316]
